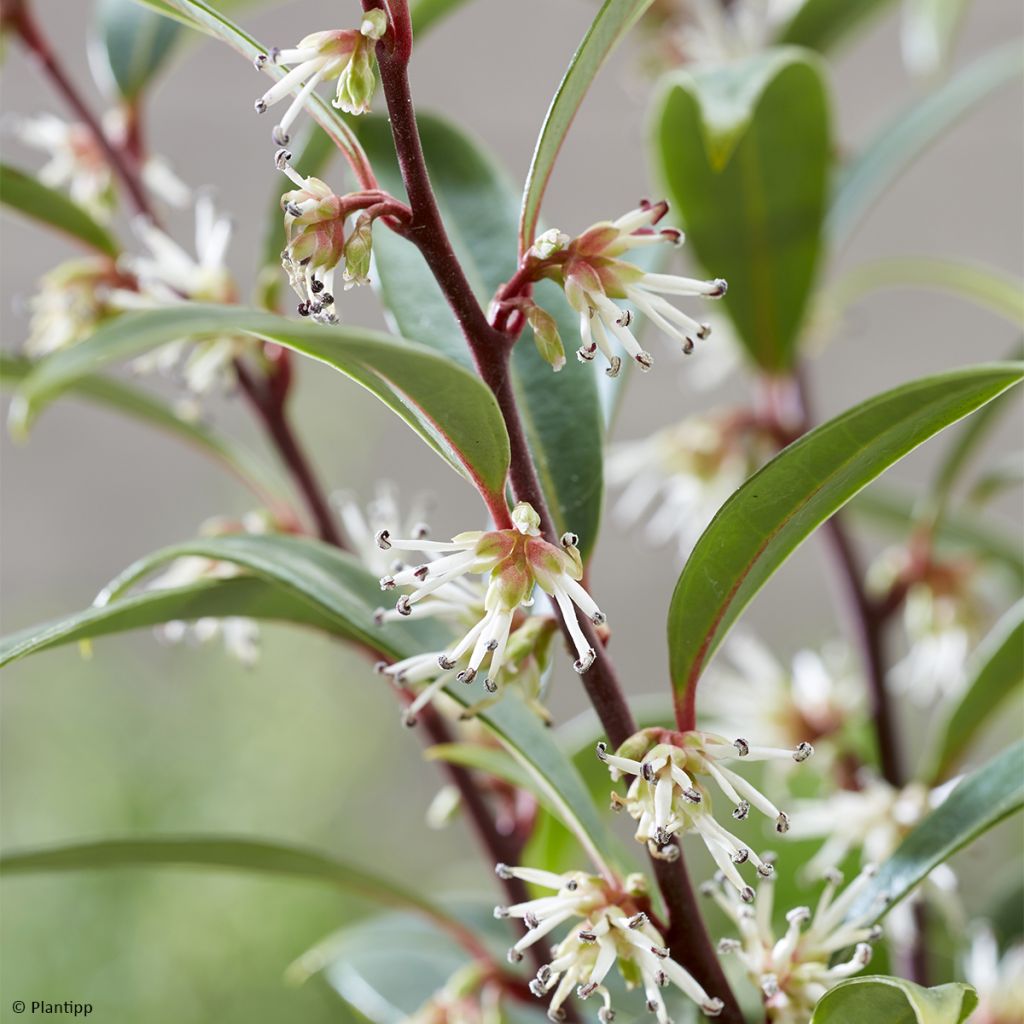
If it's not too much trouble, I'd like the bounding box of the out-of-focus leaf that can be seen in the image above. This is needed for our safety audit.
[967,453,1024,507]
[93,0,182,100]
[924,602,1024,783]
[355,113,605,556]
[409,0,476,36]
[901,0,973,79]
[850,484,1023,583]
[848,741,1024,923]
[161,0,376,187]
[776,0,895,53]
[0,164,119,256]
[1,353,282,503]
[519,0,655,252]
[829,44,1023,246]
[811,977,977,1024]
[11,305,511,504]
[654,50,830,371]
[668,364,1024,723]
[425,743,532,792]
[0,836,482,951]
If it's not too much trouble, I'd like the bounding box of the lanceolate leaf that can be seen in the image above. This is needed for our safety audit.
[668,363,1024,724]
[848,742,1024,923]
[776,0,895,53]
[924,602,1024,783]
[161,0,375,187]
[829,43,1023,247]
[1,353,282,504]
[0,836,483,954]
[654,50,831,371]
[11,305,510,504]
[0,164,119,257]
[811,977,977,1024]
[94,0,182,100]
[356,113,605,557]
[519,0,655,252]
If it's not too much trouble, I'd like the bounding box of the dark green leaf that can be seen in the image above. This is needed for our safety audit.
[1,352,282,503]
[848,742,1024,923]
[811,977,977,1024]
[0,164,119,257]
[654,50,831,370]
[355,113,605,556]
[11,305,510,503]
[829,44,1023,246]
[776,0,895,52]
[519,0,655,252]
[924,602,1024,783]
[94,0,182,100]
[668,364,1024,718]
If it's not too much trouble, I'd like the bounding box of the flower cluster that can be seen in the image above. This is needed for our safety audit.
[599,729,812,897]
[253,10,388,144]
[519,201,726,376]
[494,865,725,1020]
[704,862,883,1023]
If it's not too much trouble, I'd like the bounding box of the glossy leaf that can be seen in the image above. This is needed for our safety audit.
[1,353,282,504]
[901,0,972,78]
[94,0,182,100]
[812,977,977,1024]
[654,50,831,371]
[161,0,375,187]
[519,0,655,252]
[0,835,481,952]
[848,741,1024,923]
[356,113,605,555]
[776,0,895,52]
[0,164,119,257]
[829,44,1023,246]
[11,305,510,503]
[924,601,1024,783]
[668,363,1024,719]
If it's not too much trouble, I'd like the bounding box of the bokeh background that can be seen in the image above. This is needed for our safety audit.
[2,1,1022,1021]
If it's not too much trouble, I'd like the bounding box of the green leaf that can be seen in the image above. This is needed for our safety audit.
[924,602,1024,783]
[425,743,533,793]
[409,0,476,36]
[901,0,972,78]
[668,363,1024,718]
[849,741,1024,923]
[161,0,375,187]
[829,43,1023,247]
[355,113,605,556]
[775,0,895,52]
[0,164,119,257]
[94,0,182,100]
[654,50,831,371]
[519,0,655,252]
[0,352,282,503]
[0,835,481,951]
[11,305,510,503]
[967,454,1024,507]
[811,977,977,1024]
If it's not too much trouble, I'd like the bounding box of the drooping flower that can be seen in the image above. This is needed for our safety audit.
[377,502,605,680]
[599,729,813,897]
[705,862,883,1023]
[699,634,864,761]
[105,194,244,393]
[494,865,725,1020]
[606,411,770,558]
[964,926,1024,1024]
[520,201,726,376]
[253,10,388,144]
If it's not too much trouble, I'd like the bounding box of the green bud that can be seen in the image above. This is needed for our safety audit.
[527,303,565,371]
[343,213,373,287]
[334,43,376,115]
[511,502,541,536]
[360,9,388,40]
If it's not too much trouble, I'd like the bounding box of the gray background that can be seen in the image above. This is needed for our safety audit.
[1,1,1022,1021]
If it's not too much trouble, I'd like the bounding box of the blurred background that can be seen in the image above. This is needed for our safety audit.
[1,0,1022,1021]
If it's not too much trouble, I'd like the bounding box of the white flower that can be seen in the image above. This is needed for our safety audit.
[606,412,767,558]
[253,11,388,144]
[524,201,726,376]
[705,863,883,1023]
[494,865,725,1021]
[599,730,812,898]
[964,926,1024,1024]
[699,634,864,759]
[377,502,605,680]
[106,194,244,394]
[674,0,803,65]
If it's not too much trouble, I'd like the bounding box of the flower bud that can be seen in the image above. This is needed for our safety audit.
[526,303,566,371]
